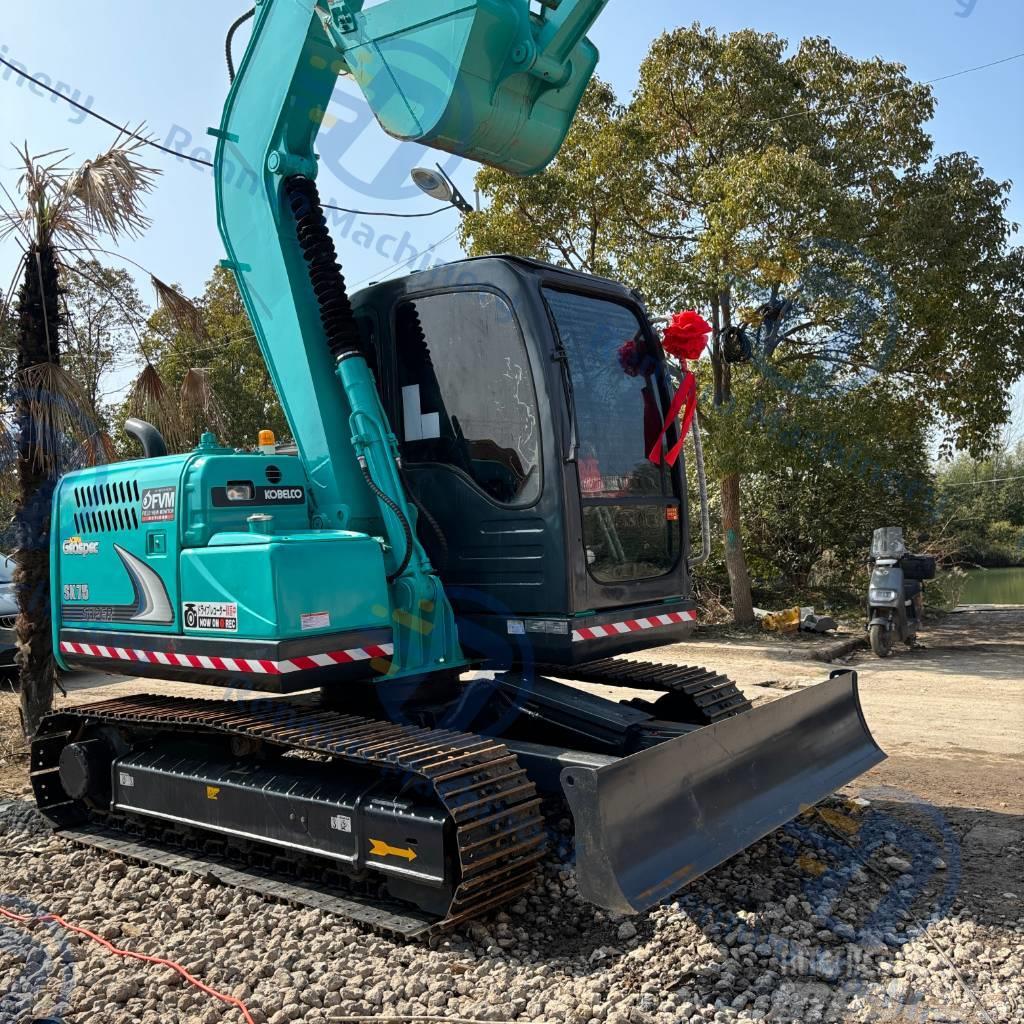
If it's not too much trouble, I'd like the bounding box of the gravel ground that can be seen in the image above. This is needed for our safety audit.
[1,794,1021,1024]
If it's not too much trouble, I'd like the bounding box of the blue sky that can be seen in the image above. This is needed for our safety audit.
[1,0,1022,426]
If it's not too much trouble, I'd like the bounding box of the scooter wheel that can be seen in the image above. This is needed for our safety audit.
[869,623,893,658]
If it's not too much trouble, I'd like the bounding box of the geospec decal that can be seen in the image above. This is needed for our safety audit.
[62,536,99,556]
[141,486,176,523]
[183,601,239,632]
[60,545,174,626]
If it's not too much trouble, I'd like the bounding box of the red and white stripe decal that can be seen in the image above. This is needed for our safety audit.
[59,640,394,675]
[572,610,696,643]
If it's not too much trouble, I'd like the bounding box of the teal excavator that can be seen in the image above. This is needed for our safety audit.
[31,0,884,935]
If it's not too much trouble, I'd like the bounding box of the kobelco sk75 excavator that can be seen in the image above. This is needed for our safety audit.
[31,0,884,935]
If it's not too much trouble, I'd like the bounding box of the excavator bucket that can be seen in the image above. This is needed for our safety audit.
[561,672,884,915]
[324,0,610,175]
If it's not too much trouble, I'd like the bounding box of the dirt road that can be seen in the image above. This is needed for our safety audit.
[638,607,1024,816]
[2,608,1021,812]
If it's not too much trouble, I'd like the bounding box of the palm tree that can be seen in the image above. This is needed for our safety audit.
[0,132,160,735]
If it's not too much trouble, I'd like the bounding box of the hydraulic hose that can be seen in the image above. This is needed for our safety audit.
[400,466,449,569]
[359,457,414,583]
[225,8,255,83]
[284,175,365,360]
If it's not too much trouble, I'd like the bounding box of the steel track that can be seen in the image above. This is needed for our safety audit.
[31,695,547,938]
[538,657,753,724]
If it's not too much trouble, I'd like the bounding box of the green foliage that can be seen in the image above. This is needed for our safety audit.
[935,443,1024,566]
[140,266,287,450]
[687,365,935,607]
[466,23,1023,455]
[60,260,147,430]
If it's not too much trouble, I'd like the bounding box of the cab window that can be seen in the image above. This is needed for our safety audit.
[544,288,682,583]
[394,291,541,506]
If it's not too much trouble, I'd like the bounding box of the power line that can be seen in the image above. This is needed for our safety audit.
[940,473,1024,487]
[0,54,455,221]
[352,227,459,289]
[757,51,1024,127]
[5,46,1023,222]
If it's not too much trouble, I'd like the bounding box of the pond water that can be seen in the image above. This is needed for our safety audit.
[959,567,1024,606]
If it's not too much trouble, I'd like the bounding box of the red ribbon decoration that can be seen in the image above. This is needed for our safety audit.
[648,370,698,467]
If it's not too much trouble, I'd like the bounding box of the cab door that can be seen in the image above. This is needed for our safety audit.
[542,286,691,610]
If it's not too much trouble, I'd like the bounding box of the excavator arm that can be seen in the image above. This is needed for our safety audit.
[211,0,609,676]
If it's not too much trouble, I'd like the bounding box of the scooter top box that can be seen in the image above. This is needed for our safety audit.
[899,554,937,580]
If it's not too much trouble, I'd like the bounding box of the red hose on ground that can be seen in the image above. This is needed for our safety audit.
[0,904,256,1024]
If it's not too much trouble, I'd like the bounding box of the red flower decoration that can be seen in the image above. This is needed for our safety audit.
[617,338,646,377]
[663,310,712,361]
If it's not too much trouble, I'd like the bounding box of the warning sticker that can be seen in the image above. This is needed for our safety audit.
[300,611,331,631]
[183,601,238,632]
[142,486,177,523]
[526,619,570,635]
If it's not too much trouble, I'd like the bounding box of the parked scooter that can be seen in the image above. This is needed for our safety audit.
[867,527,937,658]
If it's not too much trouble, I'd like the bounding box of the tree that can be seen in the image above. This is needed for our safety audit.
[0,295,17,534]
[462,25,1024,623]
[936,442,1024,566]
[60,260,146,428]
[141,266,287,450]
[0,134,157,734]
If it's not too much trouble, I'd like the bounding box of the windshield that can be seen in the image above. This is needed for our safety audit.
[0,556,13,584]
[544,288,682,583]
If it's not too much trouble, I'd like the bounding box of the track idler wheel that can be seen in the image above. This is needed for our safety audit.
[58,738,114,806]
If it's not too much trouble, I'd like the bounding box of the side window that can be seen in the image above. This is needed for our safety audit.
[395,291,541,506]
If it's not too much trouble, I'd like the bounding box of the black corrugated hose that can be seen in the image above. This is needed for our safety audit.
[226,8,256,83]
[284,175,365,360]
[285,173,423,583]
[359,459,414,583]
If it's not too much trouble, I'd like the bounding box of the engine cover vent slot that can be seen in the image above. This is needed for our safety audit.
[72,481,141,534]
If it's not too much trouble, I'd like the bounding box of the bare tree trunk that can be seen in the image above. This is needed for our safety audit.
[721,472,755,625]
[711,289,756,626]
[14,245,61,737]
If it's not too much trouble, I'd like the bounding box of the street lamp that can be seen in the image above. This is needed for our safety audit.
[411,164,475,214]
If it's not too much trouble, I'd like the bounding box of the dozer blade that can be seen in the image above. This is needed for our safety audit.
[560,671,884,915]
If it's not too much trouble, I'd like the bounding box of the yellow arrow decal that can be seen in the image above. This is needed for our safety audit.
[369,838,417,862]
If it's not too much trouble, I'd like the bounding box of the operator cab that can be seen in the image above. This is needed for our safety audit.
[352,256,697,665]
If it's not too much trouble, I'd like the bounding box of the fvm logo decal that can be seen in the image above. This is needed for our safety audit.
[183,601,238,632]
[62,536,99,556]
[141,486,176,523]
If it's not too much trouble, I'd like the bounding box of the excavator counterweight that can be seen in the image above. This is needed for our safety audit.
[31,0,886,932]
